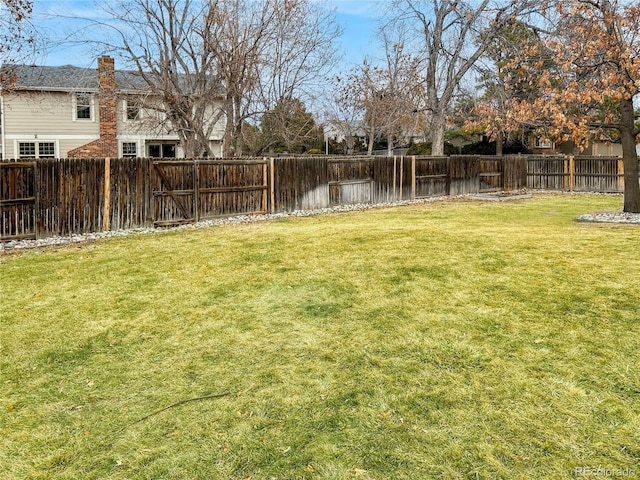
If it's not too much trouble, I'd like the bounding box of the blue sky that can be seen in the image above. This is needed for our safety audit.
[27,0,383,68]
[331,0,383,66]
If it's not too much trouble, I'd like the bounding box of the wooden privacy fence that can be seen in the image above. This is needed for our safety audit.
[0,154,631,241]
[526,155,630,192]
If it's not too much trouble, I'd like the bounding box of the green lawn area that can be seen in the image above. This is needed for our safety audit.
[1,194,639,480]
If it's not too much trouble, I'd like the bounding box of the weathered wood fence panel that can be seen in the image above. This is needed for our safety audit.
[2,154,635,242]
[328,157,372,205]
[110,157,153,231]
[197,160,267,218]
[479,157,503,192]
[272,157,329,212]
[449,156,480,195]
[152,159,268,226]
[0,161,36,240]
[527,156,570,190]
[152,161,196,226]
[295,157,329,210]
[574,156,621,193]
[413,156,449,198]
[525,155,632,192]
[503,156,528,191]
[35,158,106,238]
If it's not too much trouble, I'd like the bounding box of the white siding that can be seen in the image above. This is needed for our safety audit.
[3,90,98,136]
[115,96,225,141]
[1,89,225,158]
[2,90,99,158]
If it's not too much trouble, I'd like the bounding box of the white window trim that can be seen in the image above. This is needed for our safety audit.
[72,92,96,122]
[123,98,144,122]
[14,139,59,159]
[120,140,139,158]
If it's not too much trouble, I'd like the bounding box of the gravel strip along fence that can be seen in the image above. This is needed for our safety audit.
[2,191,637,253]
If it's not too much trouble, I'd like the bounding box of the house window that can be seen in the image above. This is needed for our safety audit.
[75,92,92,120]
[39,142,56,158]
[148,143,176,158]
[19,142,36,158]
[126,99,140,121]
[122,142,137,158]
[18,141,56,159]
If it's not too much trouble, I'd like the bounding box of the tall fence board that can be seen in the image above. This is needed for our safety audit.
[1,154,635,242]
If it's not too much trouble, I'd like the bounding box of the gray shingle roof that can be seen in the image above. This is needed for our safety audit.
[2,64,150,92]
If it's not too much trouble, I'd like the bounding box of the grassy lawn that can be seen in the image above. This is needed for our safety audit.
[1,194,639,480]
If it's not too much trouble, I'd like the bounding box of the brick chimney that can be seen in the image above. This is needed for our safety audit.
[68,56,118,158]
[97,56,117,157]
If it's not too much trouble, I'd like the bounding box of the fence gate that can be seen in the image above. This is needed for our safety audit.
[1,161,36,240]
[152,161,196,227]
[152,159,269,227]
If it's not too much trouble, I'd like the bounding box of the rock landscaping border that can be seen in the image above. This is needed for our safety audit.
[2,191,637,253]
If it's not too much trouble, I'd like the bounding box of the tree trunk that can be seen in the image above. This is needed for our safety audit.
[387,134,394,157]
[430,117,446,156]
[222,98,234,158]
[620,98,640,213]
[621,138,640,213]
[367,128,375,156]
[233,99,244,157]
[496,130,504,157]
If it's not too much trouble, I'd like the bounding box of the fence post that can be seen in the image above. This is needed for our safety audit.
[269,157,275,213]
[193,159,200,222]
[569,155,575,192]
[399,156,404,200]
[103,157,111,232]
[262,159,268,214]
[411,156,416,200]
[392,156,397,201]
[617,159,625,192]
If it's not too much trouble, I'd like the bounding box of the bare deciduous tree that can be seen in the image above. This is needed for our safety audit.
[67,0,339,157]
[336,31,426,156]
[387,0,537,156]
[92,0,224,158]
[205,0,340,156]
[1,0,34,86]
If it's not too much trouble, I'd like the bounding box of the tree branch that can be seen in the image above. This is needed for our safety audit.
[117,391,232,433]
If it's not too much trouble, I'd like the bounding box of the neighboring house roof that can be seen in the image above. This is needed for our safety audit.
[2,63,224,96]
[2,64,149,93]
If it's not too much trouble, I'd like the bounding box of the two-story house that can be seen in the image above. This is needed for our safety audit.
[0,56,225,159]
